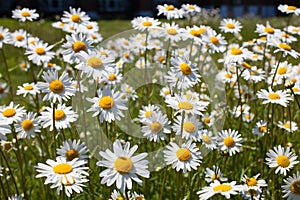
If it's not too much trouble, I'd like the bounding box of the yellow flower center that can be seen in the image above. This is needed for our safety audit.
[178,101,193,110]
[87,24,93,29]
[54,110,66,120]
[116,197,123,200]
[47,62,54,67]
[49,80,65,93]
[246,177,257,186]
[0,87,4,94]
[3,108,16,118]
[282,33,289,38]
[135,196,143,200]
[283,123,291,129]
[167,28,177,35]
[158,56,165,63]
[66,149,79,161]
[259,125,267,132]
[231,47,243,55]
[142,21,152,27]
[264,27,274,34]
[21,119,33,131]
[71,14,81,23]
[20,63,27,68]
[189,29,202,37]
[0,33,3,40]
[203,117,211,124]
[290,181,300,194]
[114,157,133,174]
[276,155,290,168]
[176,148,191,161]
[123,53,130,59]
[293,87,299,92]
[225,73,232,78]
[226,23,235,29]
[210,37,219,45]
[72,41,86,53]
[288,6,297,10]
[164,90,171,95]
[268,93,280,100]
[223,137,235,148]
[91,34,97,39]
[87,57,103,68]
[21,11,31,17]
[198,28,206,35]
[292,28,299,33]
[108,74,117,81]
[242,62,251,69]
[212,174,220,181]
[35,47,45,55]
[180,63,192,75]
[183,121,196,133]
[24,85,33,90]
[279,43,291,51]
[150,121,163,133]
[145,111,152,117]
[213,184,232,192]
[166,5,175,11]
[16,35,24,41]
[202,135,211,144]
[99,96,114,109]
[53,163,73,174]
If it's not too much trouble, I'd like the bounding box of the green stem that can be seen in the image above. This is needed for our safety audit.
[0,48,14,100]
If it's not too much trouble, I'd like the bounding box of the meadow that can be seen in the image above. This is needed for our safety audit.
[1,5,300,200]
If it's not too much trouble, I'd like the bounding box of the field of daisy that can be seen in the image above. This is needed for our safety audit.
[1,3,300,200]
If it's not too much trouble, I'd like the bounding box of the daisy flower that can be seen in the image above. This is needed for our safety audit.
[282,171,300,199]
[252,120,269,136]
[172,115,202,141]
[0,101,25,124]
[141,111,171,142]
[241,66,266,83]
[79,21,99,34]
[0,26,11,48]
[97,139,150,193]
[219,18,242,34]
[265,145,299,176]
[109,189,124,200]
[256,87,292,107]
[0,82,8,98]
[204,165,228,183]
[278,121,298,133]
[43,61,62,71]
[197,180,243,200]
[39,103,78,131]
[217,129,243,156]
[278,4,300,15]
[157,4,183,20]
[37,70,76,103]
[86,87,127,123]
[255,21,281,39]
[241,173,267,194]
[8,195,23,200]
[164,140,202,173]
[202,29,227,53]
[138,104,160,123]
[61,7,90,29]
[0,118,11,140]
[88,32,103,43]
[61,33,93,64]
[12,8,39,22]
[131,16,160,31]
[57,139,89,161]
[181,4,201,16]
[162,22,183,42]
[35,157,88,188]
[15,112,40,139]
[16,82,40,97]
[224,45,253,65]
[272,40,300,59]
[120,83,138,101]
[76,50,114,80]
[200,129,217,150]
[25,41,55,66]
[52,177,88,197]
[102,67,123,86]
[165,93,207,116]
[129,191,145,200]
[10,29,27,48]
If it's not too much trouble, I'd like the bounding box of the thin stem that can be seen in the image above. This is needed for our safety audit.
[0,48,14,100]
[290,89,300,109]
[0,176,8,199]
[271,52,283,89]
[179,110,185,145]
[159,168,168,200]
[52,103,58,157]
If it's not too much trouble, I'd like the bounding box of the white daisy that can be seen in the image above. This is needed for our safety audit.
[157,4,183,20]
[97,139,150,193]
[131,16,160,31]
[10,29,27,48]
[138,104,160,123]
[15,112,40,139]
[241,173,267,193]
[86,87,127,123]
[0,101,25,124]
[39,103,78,131]
[0,118,11,140]
[25,41,55,66]
[172,115,202,141]
[224,45,253,65]
[278,121,298,133]
[278,4,300,15]
[37,70,76,103]
[217,129,243,156]
[101,67,123,86]
[202,29,227,53]
[252,120,269,136]
[109,189,124,200]
[0,26,11,48]
[61,7,90,29]
[12,8,39,22]
[181,4,201,17]
[16,82,40,97]
[266,145,299,176]
[141,111,171,142]
[219,18,242,34]
[35,157,88,187]
[120,83,138,101]
[282,171,300,200]
[43,61,62,71]
[256,87,292,107]
[164,140,202,173]
[204,165,228,183]
[162,22,183,42]
[52,177,88,197]
[8,195,23,200]
[272,40,300,59]
[57,139,89,161]
[197,180,243,200]
[200,129,217,150]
